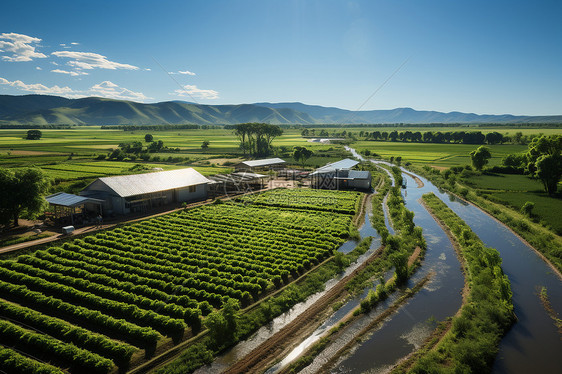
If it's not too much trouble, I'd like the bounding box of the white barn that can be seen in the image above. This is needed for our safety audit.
[80,168,210,215]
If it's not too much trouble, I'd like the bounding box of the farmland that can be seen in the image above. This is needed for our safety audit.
[0,188,361,373]
[354,140,528,168]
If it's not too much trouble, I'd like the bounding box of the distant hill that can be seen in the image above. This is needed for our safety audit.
[0,95,561,126]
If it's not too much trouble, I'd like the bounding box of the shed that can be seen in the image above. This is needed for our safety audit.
[45,192,104,226]
[80,168,210,215]
[234,158,286,172]
[310,158,371,190]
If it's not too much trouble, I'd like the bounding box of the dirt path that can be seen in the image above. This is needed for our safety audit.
[223,245,385,374]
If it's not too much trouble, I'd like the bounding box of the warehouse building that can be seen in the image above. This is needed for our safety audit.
[310,158,371,190]
[80,168,210,215]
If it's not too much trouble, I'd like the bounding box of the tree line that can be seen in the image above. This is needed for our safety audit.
[101,124,220,131]
[233,123,283,157]
[361,130,507,144]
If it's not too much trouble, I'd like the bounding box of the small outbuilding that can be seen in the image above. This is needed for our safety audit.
[45,192,104,226]
[80,168,210,215]
[234,158,286,172]
[310,158,371,190]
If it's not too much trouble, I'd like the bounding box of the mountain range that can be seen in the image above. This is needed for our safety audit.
[0,95,560,126]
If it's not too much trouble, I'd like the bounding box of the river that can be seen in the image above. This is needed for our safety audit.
[332,148,562,373]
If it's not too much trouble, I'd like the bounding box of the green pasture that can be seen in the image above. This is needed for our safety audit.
[464,173,543,191]
[460,172,562,234]
[0,127,313,156]
[354,141,528,168]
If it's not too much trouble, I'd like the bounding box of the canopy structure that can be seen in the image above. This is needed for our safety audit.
[207,172,268,197]
[45,192,104,226]
[235,158,286,171]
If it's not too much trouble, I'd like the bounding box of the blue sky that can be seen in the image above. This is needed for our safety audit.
[0,0,560,115]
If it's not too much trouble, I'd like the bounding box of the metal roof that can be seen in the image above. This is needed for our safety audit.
[334,170,371,180]
[237,158,286,168]
[310,158,360,175]
[46,192,104,207]
[96,168,211,197]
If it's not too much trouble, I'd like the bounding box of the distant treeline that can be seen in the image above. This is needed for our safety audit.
[0,124,73,129]
[101,124,221,131]
[360,130,512,144]
[293,122,562,129]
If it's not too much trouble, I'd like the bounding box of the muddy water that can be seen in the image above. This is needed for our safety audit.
[193,197,381,374]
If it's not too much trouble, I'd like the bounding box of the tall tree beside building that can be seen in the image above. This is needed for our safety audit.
[0,168,50,227]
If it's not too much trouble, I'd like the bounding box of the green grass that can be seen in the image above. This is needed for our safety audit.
[354,141,529,167]
[465,173,543,191]
[459,173,562,234]
[487,191,562,234]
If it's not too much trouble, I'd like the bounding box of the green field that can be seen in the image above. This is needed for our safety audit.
[354,141,529,168]
[461,173,562,234]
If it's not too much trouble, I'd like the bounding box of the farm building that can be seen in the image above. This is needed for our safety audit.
[45,192,104,226]
[234,158,286,172]
[310,158,371,190]
[80,168,210,215]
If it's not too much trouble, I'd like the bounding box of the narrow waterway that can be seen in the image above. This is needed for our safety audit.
[340,148,562,373]
[305,170,464,374]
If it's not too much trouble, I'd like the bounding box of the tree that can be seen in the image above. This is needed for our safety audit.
[0,168,50,227]
[526,135,562,194]
[233,123,283,157]
[485,131,503,145]
[204,298,240,344]
[201,140,210,151]
[293,146,313,167]
[144,134,153,142]
[148,140,165,153]
[26,130,42,140]
[470,146,492,170]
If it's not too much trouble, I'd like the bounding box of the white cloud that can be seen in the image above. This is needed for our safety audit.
[0,32,47,62]
[36,66,42,70]
[70,42,79,45]
[90,81,148,101]
[52,51,139,70]
[145,68,151,71]
[174,84,219,100]
[0,77,149,101]
[51,69,88,76]
[60,43,66,47]
[169,69,196,76]
[0,76,73,95]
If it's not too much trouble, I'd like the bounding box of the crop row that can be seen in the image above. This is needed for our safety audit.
[0,281,160,348]
[0,319,113,374]
[0,345,63,374]
[0,298,136,366]
[1,260,200,323]
[0,265,187,335]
